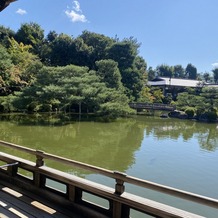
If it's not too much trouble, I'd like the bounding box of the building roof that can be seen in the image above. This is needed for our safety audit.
[148,77,204,88]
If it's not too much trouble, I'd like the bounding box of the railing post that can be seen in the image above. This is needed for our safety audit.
[34,150,45,188]
[36,150,44,167]
[113,171,129,218]
[7,163,18,177]
[114,171,126,195]
[68,185,82,203]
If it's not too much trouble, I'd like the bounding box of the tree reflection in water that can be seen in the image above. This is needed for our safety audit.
[0,114,217,176]
[141,116,218,151]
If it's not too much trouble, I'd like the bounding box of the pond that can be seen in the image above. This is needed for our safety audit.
[0,113,217,217]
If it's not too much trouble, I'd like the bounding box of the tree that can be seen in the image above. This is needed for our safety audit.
[8,38,33,67]
[0,95,16,112]
[156,64,173,78]
[48,34,76,66]
[134,56,147,74]
[15,22,44,55]
[38,31,58,65]
[212,68,218,83]
[175,87,218,122]
[133,56,147,87]
[150,88,164,103]
[138,86,154,103]
[174,65,185,78]
[8,37,41,86]
[72,37,93,67]
[107,40,137,70]
[185,64,197,79]
[0,22,150,112]
[203,72,211,82]
[107,38,144,101]
[95,59,123,90]
[121,68,144,101]
[46,31,58,43]
[200,87,218,110]
[147,67,156,81]
[13,65,87,112]
[13,64,133,119]
[0,44,13,89]
[79,31,114,69]
[176,92,204,110]
[0,25,15,47]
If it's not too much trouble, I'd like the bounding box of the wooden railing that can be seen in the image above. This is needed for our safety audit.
[129,103,176,111]
[0,140,217,218]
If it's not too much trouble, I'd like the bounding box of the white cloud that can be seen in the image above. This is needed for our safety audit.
[65,10,87,23]
[73,1,81,12]
[212,62,218,69]
[16,8,27,15]
[65,1,88,23]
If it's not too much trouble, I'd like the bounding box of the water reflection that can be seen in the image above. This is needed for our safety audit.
[0,114,144,172]
[197,126,218,151]
[1,114,217,217]
[140,116,218,151]
[0,114,217,159]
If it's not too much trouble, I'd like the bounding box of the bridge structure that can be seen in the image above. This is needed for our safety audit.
[0,140,218,218]
[129,103,176,112]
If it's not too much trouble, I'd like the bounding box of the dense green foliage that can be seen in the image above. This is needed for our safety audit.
[12,65,133,117]
[0,23,147,118]
[0,22,217,121]
[176,87,218,121]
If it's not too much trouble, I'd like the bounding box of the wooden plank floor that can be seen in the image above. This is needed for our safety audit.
[0,182,82,218]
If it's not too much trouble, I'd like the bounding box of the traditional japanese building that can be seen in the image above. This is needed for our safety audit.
[148,77,217,97]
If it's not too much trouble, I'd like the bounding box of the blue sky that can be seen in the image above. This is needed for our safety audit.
[1,0,218,73]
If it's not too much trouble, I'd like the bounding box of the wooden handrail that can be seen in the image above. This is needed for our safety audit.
[41,152,115,178]
[0,140,218,210]
[125,176,218,209]
[0,140,36,155]
[129,103,176,111]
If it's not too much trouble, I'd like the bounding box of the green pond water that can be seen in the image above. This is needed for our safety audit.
[0,114,217,217]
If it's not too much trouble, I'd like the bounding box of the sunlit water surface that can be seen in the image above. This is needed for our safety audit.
[0,114,217,217]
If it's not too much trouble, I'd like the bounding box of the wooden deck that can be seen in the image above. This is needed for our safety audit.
[0,181,80,218]
[0,182,70,218]
[0,140,218,218]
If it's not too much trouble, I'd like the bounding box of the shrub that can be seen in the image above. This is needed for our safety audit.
[206,110,217,122]
[40,104,52,112]
[27,102,40,112]
[195,107,205,118]
[0,104,4,112]
[185,107,195,118]
[0,95,16,112]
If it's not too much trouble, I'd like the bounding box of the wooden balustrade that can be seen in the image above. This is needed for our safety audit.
[0,140,217,218]
[129,103,176,111]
